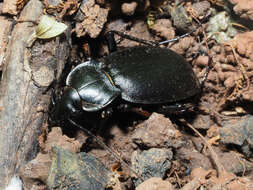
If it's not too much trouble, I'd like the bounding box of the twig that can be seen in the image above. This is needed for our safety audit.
[68,118,145,182]
[180,170,212,190]
[223,42,250,91]
[179,118,225,177]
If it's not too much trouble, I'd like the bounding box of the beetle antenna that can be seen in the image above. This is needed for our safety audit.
[68,118,145,182]
[108,23,203,46]
[200,53,213,89]
[159,29,197,45]
[200,64,211,88]
[108,30,159,46]
[159,23,202,45]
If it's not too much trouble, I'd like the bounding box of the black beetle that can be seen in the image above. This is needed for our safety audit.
[53,31,201,123]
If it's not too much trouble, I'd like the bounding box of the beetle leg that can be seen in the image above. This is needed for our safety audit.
[158,103,195,115]
[105,31,117,53]
[101,107,113,119]
[117,104,151,118]
[130,107,152,118]
[50,88,57,106]
[49,87,61,124]
[49,82,62,112]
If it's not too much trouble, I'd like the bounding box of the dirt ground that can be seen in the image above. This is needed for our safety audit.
[1,0,253,189]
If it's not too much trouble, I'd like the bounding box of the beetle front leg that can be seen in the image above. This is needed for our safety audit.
[105,31,118,53]
[101,107,114,119]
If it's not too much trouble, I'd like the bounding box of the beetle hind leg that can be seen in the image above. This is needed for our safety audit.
[117,104,152,118]
[157,103,196,115]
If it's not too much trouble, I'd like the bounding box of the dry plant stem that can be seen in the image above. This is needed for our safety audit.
[207,0,224,7]
[180,179,202,190]
[233,152,247,177]
[224,42,250,91]
[231,23,249,31]
[189,14,213,85]
[218,42,250,109]
[179,118,225,177]
[187,13,210,56]
[68,119,145,182]
[175,171,182,188]
[180,171,211,190]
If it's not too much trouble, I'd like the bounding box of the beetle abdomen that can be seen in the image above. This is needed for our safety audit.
[104,46,201,104]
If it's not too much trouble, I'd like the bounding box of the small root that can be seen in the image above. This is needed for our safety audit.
[179,118,225,177]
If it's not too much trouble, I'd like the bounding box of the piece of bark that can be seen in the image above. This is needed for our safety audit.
[0,0,70,188]
[2,0,18,15]
[0,16,12,68]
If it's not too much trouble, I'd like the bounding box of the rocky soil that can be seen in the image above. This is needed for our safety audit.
[1,0,253,189]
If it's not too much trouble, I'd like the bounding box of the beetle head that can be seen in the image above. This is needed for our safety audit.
[53,86,83,122]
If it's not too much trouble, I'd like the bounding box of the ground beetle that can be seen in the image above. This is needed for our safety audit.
[52,31,201,123]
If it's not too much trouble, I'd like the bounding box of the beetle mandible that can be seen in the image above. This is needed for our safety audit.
[52,31,201,123]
